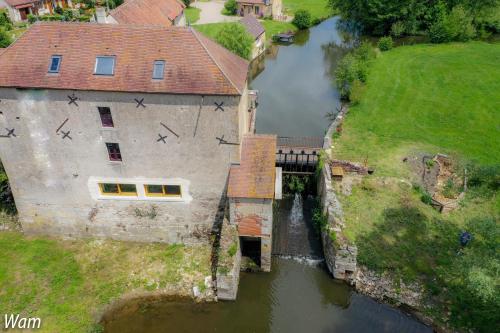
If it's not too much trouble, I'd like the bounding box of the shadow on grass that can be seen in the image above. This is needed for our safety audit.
[356,204,499,332]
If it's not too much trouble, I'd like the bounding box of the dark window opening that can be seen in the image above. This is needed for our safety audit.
[98,107,114,127]
[48,55,62,73]
[118,184,137,194]
[240,236,261,267]
[152,60,165,80]
[106,142,122,161]
[146,185,164,194]
[101,183,119,194]
[164,185,181,196]
[95,56,115,75]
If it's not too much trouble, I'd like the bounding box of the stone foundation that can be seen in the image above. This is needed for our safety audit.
[216,218,241,300]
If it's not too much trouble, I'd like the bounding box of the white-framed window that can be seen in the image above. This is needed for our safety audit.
[95,56,116,76]
[88,177,192,202]
[152,60,165,80]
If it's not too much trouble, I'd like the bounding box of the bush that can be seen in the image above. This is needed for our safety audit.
[292,9,312,30]
[430,5,476,43]
[390,21,405,37]
[447,5,476,41]
[223,0,237,15]
[0,9,12,29]
[335,42,375,100]
[0,27,12,48]
[27,14,38,24]
[215,23,253,60]
[182,0,191,7]
[349,79,366,105]
[54,6,63,15]
[377,36,393,51]
[0,162,16,214]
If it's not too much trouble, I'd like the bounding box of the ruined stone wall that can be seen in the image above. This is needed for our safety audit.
[216,218,241,300]
[318,113,357,283]
[0,87,249,244]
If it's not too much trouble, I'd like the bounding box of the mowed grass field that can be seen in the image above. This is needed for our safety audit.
[194,21,296,43]
[283,0,334,21]
[0,230,211,332]
[334,42,500,173]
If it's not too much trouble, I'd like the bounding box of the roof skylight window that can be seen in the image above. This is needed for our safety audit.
[94,56,116,76]
[48,55,62,73]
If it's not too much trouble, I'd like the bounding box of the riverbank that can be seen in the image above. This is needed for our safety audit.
[331,41,499,332]
[0,227,212,332]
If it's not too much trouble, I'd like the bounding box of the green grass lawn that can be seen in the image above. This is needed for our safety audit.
[333,42,500,332]
[283,0,334,21]
[0,231,211,332]
[195,21,296,43]
[185,7,201,24]
[335,42,500,174]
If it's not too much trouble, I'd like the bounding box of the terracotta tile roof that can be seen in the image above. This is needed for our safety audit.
[0,48,5,56]
[228,134,277,199]
[236,0,267,4]
[240,15,265,39]
[4,0,37,7]
[0,22,249,95]
[110,0,185,27]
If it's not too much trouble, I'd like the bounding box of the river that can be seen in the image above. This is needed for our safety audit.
[103,17,432,333]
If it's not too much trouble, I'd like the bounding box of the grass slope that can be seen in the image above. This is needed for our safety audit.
[334,42,500,332]
[335,42,500,173]
[283,0,334,21]
[185,7,201,24]
[195,21,296,43]
[0,231,211,332]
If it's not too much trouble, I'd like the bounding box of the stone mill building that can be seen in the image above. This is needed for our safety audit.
[0,22,281,249]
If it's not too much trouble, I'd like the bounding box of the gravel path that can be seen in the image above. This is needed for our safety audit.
[192,0,240,24]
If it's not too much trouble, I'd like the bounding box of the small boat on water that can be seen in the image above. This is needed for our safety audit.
[273,32,295,43]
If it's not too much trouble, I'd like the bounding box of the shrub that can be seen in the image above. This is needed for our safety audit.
[54,6,63,15]
[390,21,405,37]
[182,0,191,7]
[312,205,328,232]
[227,243,237,257]
[0,162,16,214]
[0,27,12,48]
[0,9,12,29]
[447,5,476,41]
[292,9,312,30]
[349,79,366,105]
[215,23,253,60]
[223,0,237,15]
[377,36,393,51]
[27,14,38,24]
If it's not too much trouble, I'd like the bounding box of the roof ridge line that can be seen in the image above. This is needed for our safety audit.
[190,28,243,95]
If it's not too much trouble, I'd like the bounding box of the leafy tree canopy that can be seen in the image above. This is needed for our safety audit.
[215,23,254,60]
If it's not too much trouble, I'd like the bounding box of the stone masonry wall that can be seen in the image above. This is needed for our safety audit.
[318,108,358,283]
[0,87,250,244]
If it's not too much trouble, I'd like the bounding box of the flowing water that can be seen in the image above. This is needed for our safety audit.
[103,17,432,333]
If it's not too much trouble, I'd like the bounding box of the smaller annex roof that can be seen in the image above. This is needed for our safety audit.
[0,22,249,96]
[228,134,277,199]
[236,0,267,4]
[240,15,265,39]
[110,0,185,27]
[5,0,37,7]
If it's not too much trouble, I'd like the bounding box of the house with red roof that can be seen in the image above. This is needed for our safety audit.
[0,22,268,246]
[240,15,266,59]
[0,0,73,22]
[96,0,186,27]
[236,0,281,19]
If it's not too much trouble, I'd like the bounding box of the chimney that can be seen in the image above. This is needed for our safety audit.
[95,7,107,24]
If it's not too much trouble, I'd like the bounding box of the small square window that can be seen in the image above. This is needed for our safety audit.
[98,107,114,127]
[48,55,62,73]
[152,60,165,80]
[95,56,115,75]
[106,142,122,161]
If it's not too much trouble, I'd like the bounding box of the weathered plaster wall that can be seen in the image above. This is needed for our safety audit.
[0,87,249,244]
[229,197,272,272]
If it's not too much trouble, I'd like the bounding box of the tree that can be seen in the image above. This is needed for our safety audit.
[182,0,191,8]
[224,0,237,15]
[292,9,312,29]
[215,23,253,60]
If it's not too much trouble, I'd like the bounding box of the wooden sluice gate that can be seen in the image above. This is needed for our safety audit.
[276,136,323,174]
